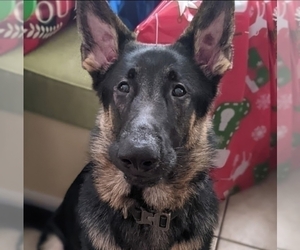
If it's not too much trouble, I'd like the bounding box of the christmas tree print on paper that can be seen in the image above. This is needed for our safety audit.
[277,55,291,87]
[213,99,250,149]
[246,48,269,93]
[253,162,269,183]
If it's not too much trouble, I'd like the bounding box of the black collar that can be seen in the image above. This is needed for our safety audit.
[128,206,179,231]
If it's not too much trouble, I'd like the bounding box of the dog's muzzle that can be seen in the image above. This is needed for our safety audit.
[118,136,159,172]
[109,129,167,187]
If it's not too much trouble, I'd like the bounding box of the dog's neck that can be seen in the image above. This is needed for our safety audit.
[128,185,146,206]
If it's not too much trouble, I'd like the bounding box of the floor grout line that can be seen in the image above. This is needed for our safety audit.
[215,196,266,250]
[215,196,230,250]
[218,237,266,250]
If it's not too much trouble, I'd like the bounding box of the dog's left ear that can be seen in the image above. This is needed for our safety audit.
[76,0,135,81]
[175,1,235,80]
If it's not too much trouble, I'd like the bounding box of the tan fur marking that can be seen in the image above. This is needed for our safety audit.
[186,112,207,149]
[82,53,101,72]
[88,228,121,250]
[143,114,213,211]
[211,53,232,76]
[188,115,212,177]
[143,181,193,212]
[91,105,134,217]
[171,238,203,250]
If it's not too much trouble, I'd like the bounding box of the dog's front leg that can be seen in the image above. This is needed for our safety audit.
[80,231,122,250]
[199,231,214,250]
[171,238,202,250]
[171,230,214,250]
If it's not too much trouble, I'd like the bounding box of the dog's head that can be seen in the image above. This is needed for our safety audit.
[77,1,234,189]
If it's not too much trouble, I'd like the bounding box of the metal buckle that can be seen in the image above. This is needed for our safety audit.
[135,208,171,231]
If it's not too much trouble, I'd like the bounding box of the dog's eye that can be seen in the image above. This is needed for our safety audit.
[172,85,186,97]
[117,82,130,93]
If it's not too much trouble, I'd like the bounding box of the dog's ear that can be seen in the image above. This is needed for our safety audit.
[76,0,135,87]
[175,0,235,80]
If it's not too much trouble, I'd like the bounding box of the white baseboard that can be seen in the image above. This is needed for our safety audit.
[0,188,22,208]
[24,189,62,211]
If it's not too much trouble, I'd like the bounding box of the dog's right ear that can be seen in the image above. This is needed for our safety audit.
[76,0,135,89]
[174,0,235,81]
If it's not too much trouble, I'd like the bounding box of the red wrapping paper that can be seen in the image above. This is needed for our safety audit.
[24,0,76,55]
[276,1,300,175]
[0,1,23,55]
[294,2,300,171]
[136,0,277,199]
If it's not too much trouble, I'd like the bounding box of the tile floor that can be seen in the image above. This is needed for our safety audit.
[212,171,276,250]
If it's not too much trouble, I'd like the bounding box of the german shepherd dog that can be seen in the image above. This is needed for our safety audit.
[37,1,235,249]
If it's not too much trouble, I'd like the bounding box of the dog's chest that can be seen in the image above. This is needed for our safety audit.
[122,226,171,250]
[78,190,172,249]
[84,220,172,250]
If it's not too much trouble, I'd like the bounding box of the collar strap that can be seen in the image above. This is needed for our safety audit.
[128,206,179,231]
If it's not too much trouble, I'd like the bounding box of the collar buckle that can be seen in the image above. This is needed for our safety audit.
[135,208,171,231]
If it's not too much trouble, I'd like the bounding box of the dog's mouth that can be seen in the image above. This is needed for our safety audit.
[123,173,162,187]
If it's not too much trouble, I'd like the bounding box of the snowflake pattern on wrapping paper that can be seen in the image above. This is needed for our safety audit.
[277,126,288,140]
[278,94,292,110]
[256,94,271,110]
[215,135,225,146]
[252,126,267,141]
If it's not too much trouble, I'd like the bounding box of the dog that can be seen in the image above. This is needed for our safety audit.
[37,1,235,249]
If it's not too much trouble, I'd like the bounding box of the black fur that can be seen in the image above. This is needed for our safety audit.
[38,162,218,250]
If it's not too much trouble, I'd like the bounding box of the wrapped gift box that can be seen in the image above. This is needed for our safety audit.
[22,0,160,55]
[136,0,277,199]
[24,0,76,55]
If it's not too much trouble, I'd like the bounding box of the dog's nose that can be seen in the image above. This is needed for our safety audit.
[118,139,159,171]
